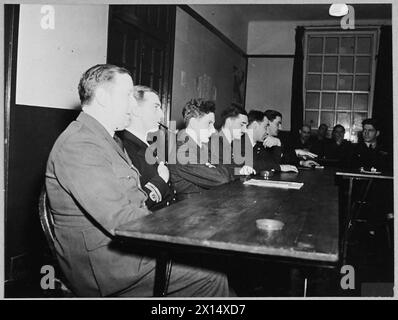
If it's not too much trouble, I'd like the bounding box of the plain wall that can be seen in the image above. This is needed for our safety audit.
[246,58,294,130]
[245,19,391,131]
[5,4,109,287]
[190,4,247,52]
[16,4,108,109]
[171,7,246,129]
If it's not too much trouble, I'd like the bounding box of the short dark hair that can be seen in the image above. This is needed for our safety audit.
[264,109,282,122]
[133,85,159,102]
[78,64,131,105]
[362,118,380,131]
[333,124,345,133]
[220,104,247,126]
[248,110,265,125]
[182,99,215,126]
[319,123,328,130]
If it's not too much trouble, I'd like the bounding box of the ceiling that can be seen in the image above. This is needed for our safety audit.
[223,4,391,22]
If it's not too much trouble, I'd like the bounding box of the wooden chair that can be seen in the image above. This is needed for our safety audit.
[38,187,74,296]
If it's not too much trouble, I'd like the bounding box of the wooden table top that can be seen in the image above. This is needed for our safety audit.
[116,168,339,264]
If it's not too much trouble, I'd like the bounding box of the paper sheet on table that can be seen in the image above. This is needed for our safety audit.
[244,179,304,190]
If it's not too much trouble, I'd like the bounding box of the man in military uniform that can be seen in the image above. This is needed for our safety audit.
[210,104,255,176]
[350,118,392,172]
[45,65,229,297]
[169,99,233,199]
[264,109,319,169]
[119,86,176,210]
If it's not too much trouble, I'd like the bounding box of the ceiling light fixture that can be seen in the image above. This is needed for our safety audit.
[329,3,349,17]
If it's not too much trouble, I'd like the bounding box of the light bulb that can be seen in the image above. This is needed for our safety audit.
[329,4,349,17]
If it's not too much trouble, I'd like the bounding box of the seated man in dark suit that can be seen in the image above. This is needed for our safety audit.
[45,64,229,297]
[350,118,392,172]
[246,110,298,173]
[118,85,176,211]
[264,109,319,169]
[169,99,233,199]
[324,124,353,168]
[210,104,256,176]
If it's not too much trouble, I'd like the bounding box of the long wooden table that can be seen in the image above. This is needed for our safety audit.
[116,168,340,296]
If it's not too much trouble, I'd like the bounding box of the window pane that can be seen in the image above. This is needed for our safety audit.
[337,112,351,129]
[355,75,370,91]
[306,92,320,109]
[324,56,338,73]
[308,56,322,72]
[337,93,352,110]
[339,75,353,90]
[325,37,339,53]
[305,111,319,128]
[356,57,371,73]
[323,75,337,90]
[357,37,372,53]
[340,56,354,73]
[321,93,335,109]
[307,74,321,90]
[320,111,335,129]
[353,94,368,110]
[308,37,323,53]
[353,112,367,131]
[340,37,355,54]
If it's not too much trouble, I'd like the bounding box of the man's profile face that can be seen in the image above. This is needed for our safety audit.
[106,73,136,131]
[300,126,311,142]
[267,116,282,137]
[190,112,216,144]
[137,91,163,133]
[253,117,268,142]
[362,124,379,143]
[227,114,248,140]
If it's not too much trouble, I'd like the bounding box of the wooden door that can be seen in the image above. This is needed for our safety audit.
[107,5,176,124]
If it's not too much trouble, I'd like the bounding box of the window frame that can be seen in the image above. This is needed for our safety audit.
[302,27,379,141]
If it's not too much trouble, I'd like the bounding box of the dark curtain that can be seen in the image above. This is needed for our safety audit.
[290,26,305,138]
[372,25,393,152]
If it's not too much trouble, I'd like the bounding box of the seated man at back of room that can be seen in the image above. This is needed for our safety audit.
[45,64,229,297]
[310,123,331,159]
[210,104,256,176]
[350,118,392,172]
[291,124,313,151]
[169,99,233,200]
[118,85,176,211]
[323,124,353,168]
[264,109,319,169]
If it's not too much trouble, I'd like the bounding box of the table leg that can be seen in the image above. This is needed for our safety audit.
[342,177,354,264]
[153,251,171,297]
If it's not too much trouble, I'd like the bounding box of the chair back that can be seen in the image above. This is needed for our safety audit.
[38,187,58,258]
